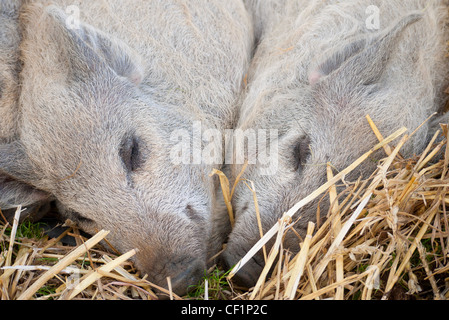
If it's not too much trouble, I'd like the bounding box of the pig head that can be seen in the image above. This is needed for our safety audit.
[221,0,449,287]
[0,1,253,295]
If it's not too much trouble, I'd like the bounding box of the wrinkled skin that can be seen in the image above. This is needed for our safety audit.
[221,0,449,287]
[0,1,253,295]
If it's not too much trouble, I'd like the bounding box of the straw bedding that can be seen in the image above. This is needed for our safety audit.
[1,118,448,300]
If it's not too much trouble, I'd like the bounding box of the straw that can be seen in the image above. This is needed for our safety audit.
[283,221,315,300]
[67,248,137,299]
[17,229,110,300]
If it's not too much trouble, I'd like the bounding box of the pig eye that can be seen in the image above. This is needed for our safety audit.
[292,136,310,171]
[120,135,142,172]
[185,204,203,221]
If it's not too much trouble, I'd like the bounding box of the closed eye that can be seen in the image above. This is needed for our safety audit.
[292,136,311,172]
[120,135,142,173]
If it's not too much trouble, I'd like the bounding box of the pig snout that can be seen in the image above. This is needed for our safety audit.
[59,201,208,296]
[135,254,205,296]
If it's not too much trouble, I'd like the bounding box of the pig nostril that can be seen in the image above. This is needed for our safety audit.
[170,259,205,295]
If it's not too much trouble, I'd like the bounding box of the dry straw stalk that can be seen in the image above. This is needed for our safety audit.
[17,230,110,300]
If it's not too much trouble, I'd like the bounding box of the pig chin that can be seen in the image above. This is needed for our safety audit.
[132,249,206,296]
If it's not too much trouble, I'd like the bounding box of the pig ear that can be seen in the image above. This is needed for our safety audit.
[20,4,144,85]
[0,175,50,211]
[308,13,422,86]
[0,141,38,182]
[0,141,50,210]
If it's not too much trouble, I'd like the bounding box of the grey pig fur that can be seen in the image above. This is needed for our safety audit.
[220,0,449,287]
[0,0,254,295]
